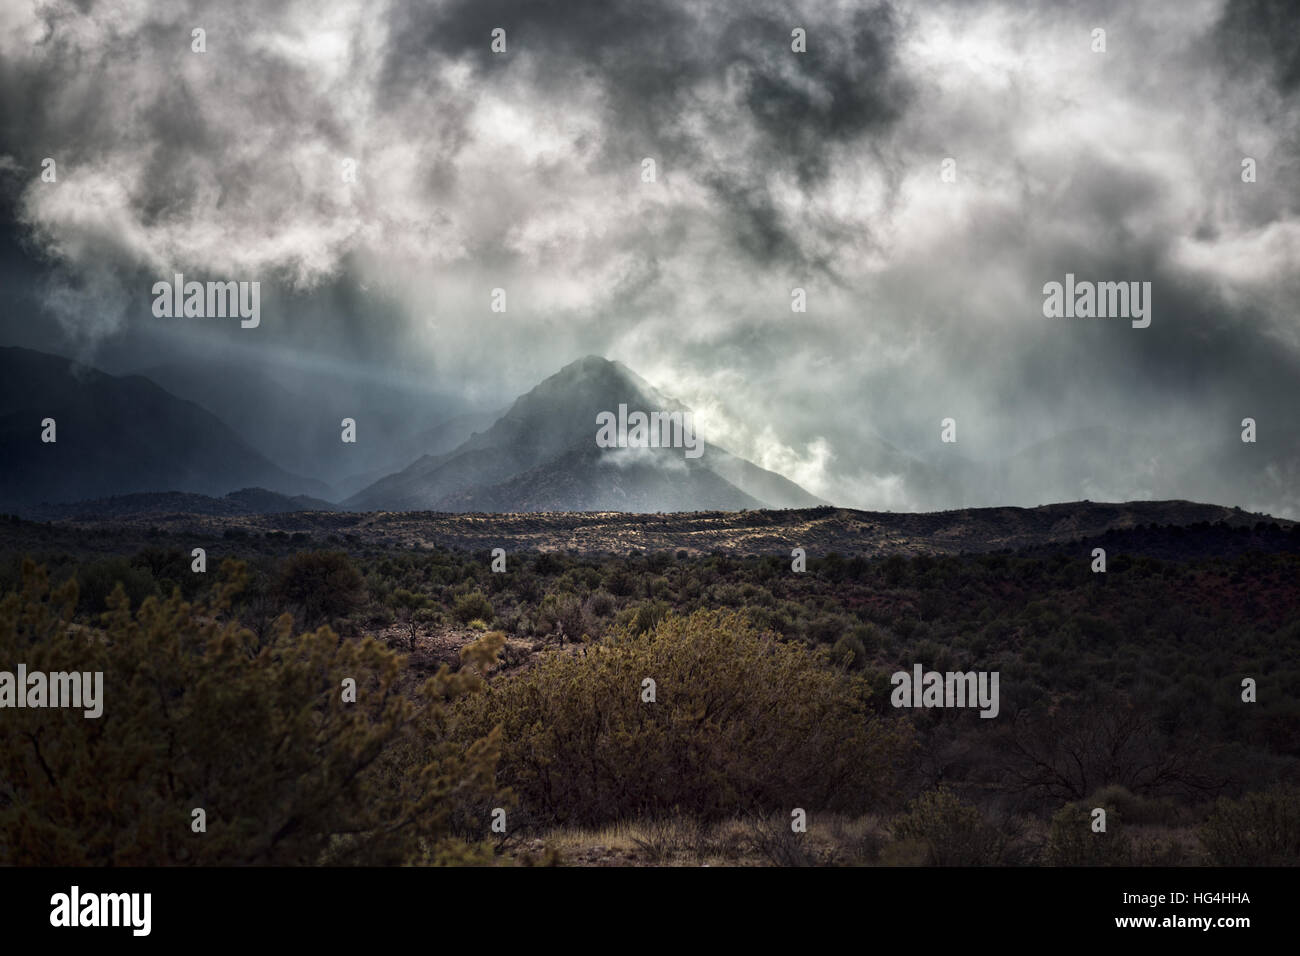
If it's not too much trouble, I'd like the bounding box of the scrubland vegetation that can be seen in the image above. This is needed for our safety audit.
[2,519,1298,865]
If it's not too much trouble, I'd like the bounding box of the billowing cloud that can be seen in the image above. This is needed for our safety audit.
[1,0,1297,514]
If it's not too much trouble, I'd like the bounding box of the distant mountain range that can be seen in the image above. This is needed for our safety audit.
[132,357,495,491]
[0,348,826,515]
[2,346,1296,520]
[0,347,329,509]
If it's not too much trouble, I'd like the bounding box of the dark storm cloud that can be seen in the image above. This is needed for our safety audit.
[1212,0,1300,95]
[380,0,911,270]
[1,0,1298,516]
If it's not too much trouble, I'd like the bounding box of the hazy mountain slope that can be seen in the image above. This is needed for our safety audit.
[0,347,327,508]
[438,441,767,513]
[134,357,476,487]
[330,408,503,499]
[344,355,822,512]
[706,446,826,509]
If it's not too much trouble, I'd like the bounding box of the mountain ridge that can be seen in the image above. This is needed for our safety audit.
[0,346,329,508]
[344,355,827,513]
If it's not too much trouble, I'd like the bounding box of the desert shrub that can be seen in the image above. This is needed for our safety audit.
[558,566,601,595]
[391,588,434,651]
[1199,785,1300,865]
[603,566,636,597]
[1131,835,1192,866]
[586,589,617,618]
[850,622,883,654]
[805,613,850,645]
[273,550,367,627]
[1088,784,1178,826]
[0,559,504,866]
[453,609,912,826]
[890,788,1010,865]
[831,633,869,671]
[511,571,541,604]
[647,575,672,599]
[1043,801,1131,866]
[452,590,494,625]
[533,552,563,575]
[131,547,203,601]
[747,813,839,867]
[993,695,1214,802]
[620,598,670,636]
[75,556,157,614]
[882,554,908,587]
[536,592,586,638]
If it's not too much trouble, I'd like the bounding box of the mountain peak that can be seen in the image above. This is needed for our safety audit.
[343,355,826,512]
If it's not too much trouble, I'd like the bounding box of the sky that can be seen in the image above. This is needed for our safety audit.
[1,0,1297,514]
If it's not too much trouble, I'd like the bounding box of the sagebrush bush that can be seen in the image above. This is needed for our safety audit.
[830,633,868,670]
[75,556,157,614]
[619,598,669,636]
[890,788,1011,865]
[452,590,494,625]
[536,592,586,638]
[453,609,912,825]
[586,589,617,618]
[1199,785,1300,865]
[1044,801,1131,866]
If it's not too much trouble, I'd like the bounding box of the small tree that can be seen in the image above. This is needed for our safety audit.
[392,588,433,651]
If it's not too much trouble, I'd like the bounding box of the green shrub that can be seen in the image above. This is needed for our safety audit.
[850,622,883,654]
[452,590,494,625]
[603,566,636,596]
[890,788,1010,865]
[273,550,367,627]
[625,599,669,636]
[1199,785,1300,865]
[587,589,617,618]
[831,633,868,670]
[1088,784,1178,826]
[76,557,157,614]
[1044,801,1131,866]
[537,592,586,638]
[453,609,912,826]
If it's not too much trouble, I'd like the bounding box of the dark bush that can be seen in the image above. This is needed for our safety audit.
[1200,785,1300,865]
[273,550,367,627]
[452,590,495,625]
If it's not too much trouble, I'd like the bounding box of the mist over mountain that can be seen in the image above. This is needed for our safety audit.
[132,357,494,489]
[5,343,1294,521]
[345,355,827,513]
[0,348,829,515]
[2,0,1298,521]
